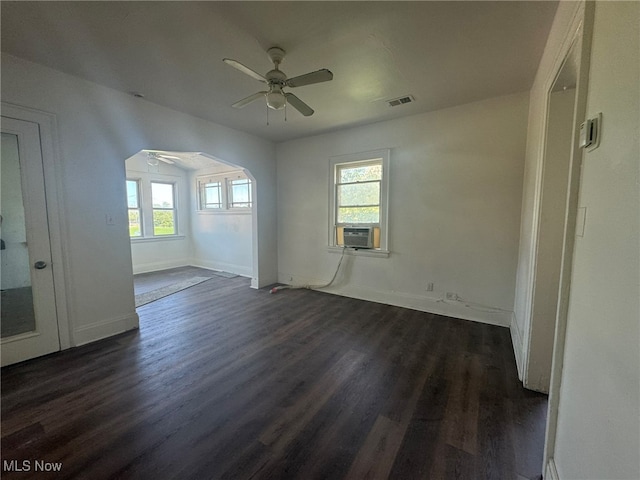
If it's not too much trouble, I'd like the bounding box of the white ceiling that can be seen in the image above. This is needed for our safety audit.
[1,1,558,143]
[128,150,242,172]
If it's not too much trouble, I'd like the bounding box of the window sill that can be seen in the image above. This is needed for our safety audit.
[327,246,390,258]
[196,209,252,215]
[130,235,186,243]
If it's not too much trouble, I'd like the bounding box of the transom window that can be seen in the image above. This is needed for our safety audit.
[197,172,252,211]
[201,181,223,209]
[229,178,252,208]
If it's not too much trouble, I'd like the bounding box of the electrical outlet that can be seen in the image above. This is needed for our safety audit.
[446,292,458,301]
[426,282,434,292]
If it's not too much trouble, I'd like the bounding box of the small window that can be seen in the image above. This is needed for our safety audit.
[197,172,252,211]
[229,178,252,208]
[329,150,390,251]
[151,182,176,236]
[201,181,222,209]
[126,179,142,237]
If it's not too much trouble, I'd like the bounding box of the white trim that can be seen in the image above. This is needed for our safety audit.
[73,313,139,347]
[536,0,594,471]
[328,285,512,327]
[1,102,73,349]
[510,312,525,380]
[1,330,41,345]
[131,258,192,275]
[546,458,561,480]
[277,272,512,327]
[190,259,252,279]
[130,234,186,244]
[196,210,251,216]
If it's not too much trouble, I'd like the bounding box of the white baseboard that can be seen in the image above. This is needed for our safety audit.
[73,313,139,347]
[132,258,252,279]
[510,313,525,380]
[132,258,190,275]
[277,273,512,328]
[546,458,560,480]
[190,259,252,278]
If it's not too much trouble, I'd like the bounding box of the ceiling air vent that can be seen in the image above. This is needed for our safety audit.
[387,95,415,107]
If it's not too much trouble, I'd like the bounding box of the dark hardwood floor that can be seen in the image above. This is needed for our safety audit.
[1,268,547,479]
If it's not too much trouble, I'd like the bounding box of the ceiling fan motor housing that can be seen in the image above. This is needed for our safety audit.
[266,68,287,85]
[267,47,286,66]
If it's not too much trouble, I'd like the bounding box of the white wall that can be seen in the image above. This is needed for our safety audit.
[1,53,277,346]
[126,156,192,274]
[552,2,639,478]
[189,166,253,277]
[277,92,529,326]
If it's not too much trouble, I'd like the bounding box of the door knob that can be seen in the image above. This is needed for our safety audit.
[34,261,47,270]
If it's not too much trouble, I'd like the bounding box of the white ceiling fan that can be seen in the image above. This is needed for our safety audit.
[223,47,333,117]
[145,151,180,166]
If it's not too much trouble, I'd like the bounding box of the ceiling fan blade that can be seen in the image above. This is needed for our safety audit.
[286,69,333,88]
[146,151,176,164]
[232,91,267,108]
[285,93,314,116]
[223,58,267,83]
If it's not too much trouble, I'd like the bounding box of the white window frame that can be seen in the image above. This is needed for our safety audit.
[328,149,390,255]
[196,171,252,213]
[126,178,143,238]
[198,178,223,210]
[228,177,253,209]
[150,181,178,236]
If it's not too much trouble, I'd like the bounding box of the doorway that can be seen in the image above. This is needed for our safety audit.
[525,48,579,392]
[1,115,61,366]
[125,150,255,282]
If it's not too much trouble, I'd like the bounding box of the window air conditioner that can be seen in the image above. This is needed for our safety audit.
[343,226,373,249]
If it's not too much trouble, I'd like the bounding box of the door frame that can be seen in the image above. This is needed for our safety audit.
[539,2,595,474]
[2,102,71,352]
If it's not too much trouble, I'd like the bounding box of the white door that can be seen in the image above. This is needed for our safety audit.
[1,116,60,366]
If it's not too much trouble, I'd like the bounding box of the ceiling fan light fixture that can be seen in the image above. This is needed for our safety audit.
[266,89,286,110]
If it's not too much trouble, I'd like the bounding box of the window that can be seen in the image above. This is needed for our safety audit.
[151,182,176,236]
[126,179,142,237]
[336,161,382,224]
[229,178,252,208]
[201,181,222,209]
[197,172,252,211]
[329,150,390,251]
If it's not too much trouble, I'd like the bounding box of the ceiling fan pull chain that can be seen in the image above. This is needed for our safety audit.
[266,104,269,126]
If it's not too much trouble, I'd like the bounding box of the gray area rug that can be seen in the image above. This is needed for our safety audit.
[135,277,211,307]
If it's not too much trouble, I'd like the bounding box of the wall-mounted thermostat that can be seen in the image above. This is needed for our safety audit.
[579,113,602,150]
